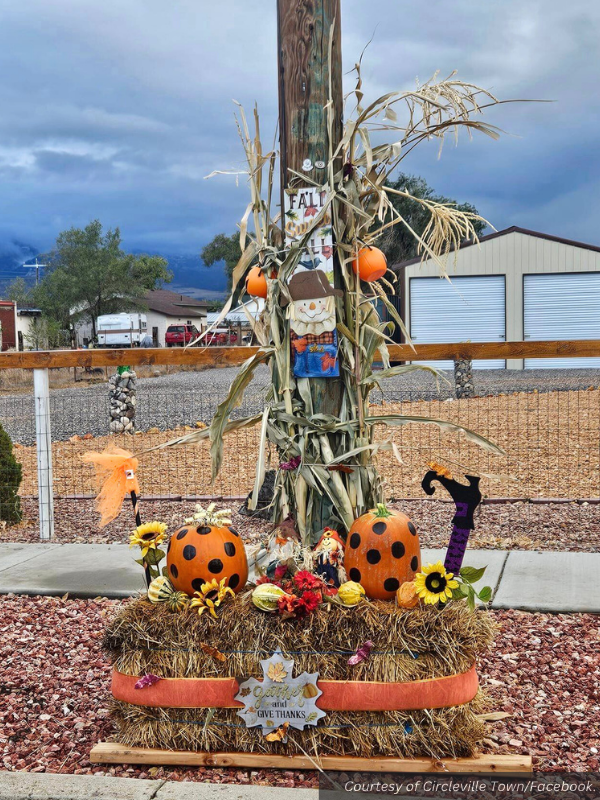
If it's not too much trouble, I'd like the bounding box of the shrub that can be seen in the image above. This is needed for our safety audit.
[0,422,22,523]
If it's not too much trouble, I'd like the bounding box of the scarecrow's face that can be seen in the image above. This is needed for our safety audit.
[316,534,339,554]
[292,297,334,326]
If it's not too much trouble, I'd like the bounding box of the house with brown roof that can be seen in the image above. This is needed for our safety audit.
[391,226,600,370]
[144,289,208,346]
[74,289,208,347]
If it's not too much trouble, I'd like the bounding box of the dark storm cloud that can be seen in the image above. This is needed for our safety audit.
[0,0,597,254]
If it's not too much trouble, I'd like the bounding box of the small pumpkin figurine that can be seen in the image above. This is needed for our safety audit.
[344,503,421,600]
[352,246,387,283]
[245,266,268,298]
[166,504,248,597]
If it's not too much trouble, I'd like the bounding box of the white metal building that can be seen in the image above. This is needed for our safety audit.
[393,226,600,369]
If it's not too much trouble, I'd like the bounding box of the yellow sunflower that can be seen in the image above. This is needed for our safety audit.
[190,578,235,618]
[129,521,167,557]
[414,562,459,605]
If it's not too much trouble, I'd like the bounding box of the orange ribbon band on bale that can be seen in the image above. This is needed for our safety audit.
[112,665,479,712]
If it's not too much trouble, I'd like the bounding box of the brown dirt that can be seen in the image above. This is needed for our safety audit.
[3,496,599,553]
[13,388,600,501]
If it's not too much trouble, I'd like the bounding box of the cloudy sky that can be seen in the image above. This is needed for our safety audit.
[0,0,597,268]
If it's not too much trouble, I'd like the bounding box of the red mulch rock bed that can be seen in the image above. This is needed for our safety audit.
[0,595,598,781]
[4,497,600,553]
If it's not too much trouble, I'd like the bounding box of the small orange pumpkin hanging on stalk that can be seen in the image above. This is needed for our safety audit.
[352,246,388,283]
[166,503,248,597]
[344,503,421,600]
[245,266,268,298]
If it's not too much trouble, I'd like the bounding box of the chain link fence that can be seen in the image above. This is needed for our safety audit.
[1,366,600,547]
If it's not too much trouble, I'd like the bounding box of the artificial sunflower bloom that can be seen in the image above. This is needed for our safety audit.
[129,522,167,558]
[414,562,459,606]
[190,578,234,618]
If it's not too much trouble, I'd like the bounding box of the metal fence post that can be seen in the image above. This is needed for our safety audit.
[33,368,54,540]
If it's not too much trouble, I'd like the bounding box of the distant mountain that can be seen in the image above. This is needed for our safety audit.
[0,240,40,295]
[158,253,227,300]
[0,243,228,301]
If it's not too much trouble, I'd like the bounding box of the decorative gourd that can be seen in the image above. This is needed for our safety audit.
[166,506,248,597]
[344,503,421,600]
[337,580,366,607]
[352,246,387,282]
[245,266,268,298]
[252,583,289,612]
[147,576,189,612]
[147,576,173,603]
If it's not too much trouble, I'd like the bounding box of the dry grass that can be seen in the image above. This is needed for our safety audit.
[13,388,600,500]
[103,594,495,758]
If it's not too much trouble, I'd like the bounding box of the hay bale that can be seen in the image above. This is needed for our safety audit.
[103,594,496,758]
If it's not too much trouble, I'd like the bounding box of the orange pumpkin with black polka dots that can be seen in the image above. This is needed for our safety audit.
[344,503,421,600]
[166,517,248,597]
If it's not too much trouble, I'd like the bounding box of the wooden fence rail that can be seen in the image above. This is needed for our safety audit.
[6,338,600,541]
[2,339,600,370]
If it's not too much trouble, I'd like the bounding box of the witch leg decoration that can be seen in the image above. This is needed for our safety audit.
[421,470,482,574]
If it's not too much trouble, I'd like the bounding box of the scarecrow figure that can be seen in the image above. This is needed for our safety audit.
[282,269,342,378]
[313,527,346,587]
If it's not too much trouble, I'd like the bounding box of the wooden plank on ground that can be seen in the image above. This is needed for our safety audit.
[2,339,600,370]
[90,742,533,773]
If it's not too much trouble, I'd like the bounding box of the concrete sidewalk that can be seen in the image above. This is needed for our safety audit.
[0,542,598,613]
[0,772,317,800]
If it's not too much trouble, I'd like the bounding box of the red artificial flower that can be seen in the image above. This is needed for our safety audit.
[300,590,322,613]
[277,593,302,619]
[256,575,280,587]
[274,563,288,581]
[293,570,323,591]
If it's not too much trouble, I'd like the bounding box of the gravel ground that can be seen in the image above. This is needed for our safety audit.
[2,366,600,445]
[4,497,600,552]
[0,595,597,778]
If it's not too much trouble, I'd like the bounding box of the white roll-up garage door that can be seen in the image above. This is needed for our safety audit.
[410,275,506,369]
[524,273,600,368]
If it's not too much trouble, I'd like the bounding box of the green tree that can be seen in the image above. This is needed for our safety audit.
[378,174,487,270]
[0,422,22,523]
[5,276,33,307]
[205,299,225,312]
[38,220,172,337]
[201,177,486,295]
[23,317,67,350]
[201,233,241,292]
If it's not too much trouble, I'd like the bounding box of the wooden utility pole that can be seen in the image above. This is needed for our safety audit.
[277,0,344,534]
[277,0,343,201]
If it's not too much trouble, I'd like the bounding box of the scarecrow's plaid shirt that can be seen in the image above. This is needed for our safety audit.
[291,331,335,346]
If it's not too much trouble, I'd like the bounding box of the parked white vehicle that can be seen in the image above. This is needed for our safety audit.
[96,313,147,347]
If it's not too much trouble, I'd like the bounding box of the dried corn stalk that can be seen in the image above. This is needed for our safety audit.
[159,64,511,545]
